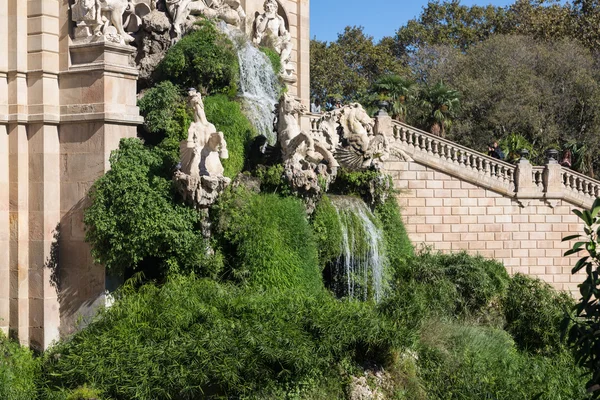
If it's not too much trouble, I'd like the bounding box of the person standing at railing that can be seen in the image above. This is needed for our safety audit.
[310,99,321,114]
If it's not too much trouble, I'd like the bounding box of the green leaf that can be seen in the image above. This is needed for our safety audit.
[564,248,584,257]
[572,257,590,274]
[563,234,582,242]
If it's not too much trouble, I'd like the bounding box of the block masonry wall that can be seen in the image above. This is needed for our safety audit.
[385,155,587,297]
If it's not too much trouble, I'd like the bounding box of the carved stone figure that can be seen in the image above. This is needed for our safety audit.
[167,0,245,42]
[333,103,393,170]
[71,0,135,44]
[174,89,231,209]
[253,0,295,82]
[275,93,338,212]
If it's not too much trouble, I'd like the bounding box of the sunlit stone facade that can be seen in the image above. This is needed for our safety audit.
[0,0,310,349]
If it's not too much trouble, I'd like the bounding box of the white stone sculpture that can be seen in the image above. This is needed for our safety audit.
[71,0,135,44]
[334,103,392,170]
[253,0,295,83]
[175,89,231,208]
[275,93,338,211]
[167,0,245,42]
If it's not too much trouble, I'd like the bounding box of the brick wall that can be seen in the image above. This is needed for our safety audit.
[387,160,585,296]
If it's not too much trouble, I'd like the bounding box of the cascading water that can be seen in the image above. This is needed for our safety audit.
[219,23,281,144]
[328,196,388,302]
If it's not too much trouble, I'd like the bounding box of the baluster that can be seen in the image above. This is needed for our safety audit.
[508,169,514,184]
[476,157,483,172]
[577,177,583,193]
[432,140,439,156]
[483,159,490,176]
[426,137,432,154]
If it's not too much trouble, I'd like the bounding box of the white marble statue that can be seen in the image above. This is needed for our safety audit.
[180,89,229,177]
[253,0,295,82]
[167,0,245,41]
[175,89,230,208]
[276,93,338,172]
[71,0,135,44]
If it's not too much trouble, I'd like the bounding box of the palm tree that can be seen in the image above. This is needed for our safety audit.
[420,82,460,137]
[372,75,417,122]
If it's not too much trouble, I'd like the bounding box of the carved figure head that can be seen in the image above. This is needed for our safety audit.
[188,88,203,109]
[279,93,306,116]
[263,0,278,13]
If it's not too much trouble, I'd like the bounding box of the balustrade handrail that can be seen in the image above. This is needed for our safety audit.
[391,121,516,170]
[561,167,599,188]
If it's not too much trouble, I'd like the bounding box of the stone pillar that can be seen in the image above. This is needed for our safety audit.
[514,155,536,199]
[58,40,141,335]
[297,0,310,107]
[9,125,29,345]
[544,152,563,199]
[0,0,9,336]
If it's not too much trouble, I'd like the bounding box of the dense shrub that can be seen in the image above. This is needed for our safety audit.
[0,332,39,400]
[84,139,217,277]
[204,94,256,178]
[393,251,509,318]
[329,168,394,206]
[137,81,192,170]
[213,187,322,293]
[375,198,413,269]
[418,322,588,400]
[156,20,239,96]
[311,195,344,266]
[503,273,574,355]
[41,277,405,399]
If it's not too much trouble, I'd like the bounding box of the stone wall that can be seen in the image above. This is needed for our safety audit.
[387,160,585,296]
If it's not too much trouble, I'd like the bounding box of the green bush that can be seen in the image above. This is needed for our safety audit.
[394,251,509,318]
[329,168,394,206]
[156,20,239,96]
[213,187,322,293]
[0,332,39,400]
[417,322,588,400]
[84,138,217,277]
[41,277,405,399]
[137,81,192,169]
[311,195,344,267]
[204,94,256,178]
[375,198,413,269]
[503,273,574,355]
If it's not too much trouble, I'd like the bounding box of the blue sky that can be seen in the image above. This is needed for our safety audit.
[310,0,522,43]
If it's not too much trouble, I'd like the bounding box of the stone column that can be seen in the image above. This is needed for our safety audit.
[27,0,61,350]
[514,155,536,199]
[0,0,9,336]
[58,40,141,335]
[543,152,563,199]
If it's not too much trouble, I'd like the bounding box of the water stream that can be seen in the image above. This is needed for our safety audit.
[220,23,281,144]
[329,196,387,302]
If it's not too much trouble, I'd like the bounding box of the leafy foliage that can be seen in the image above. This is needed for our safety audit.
[0,332,39,400]
[564,198,600,397]
[203,94,256,178]
[503,273,574,355]
[418,322,589,400]
[84,139,214,277]
[374,198,414,269]
[155,20,239,97]
[311,195,344,267]
[40,277,405,399]
[414,35,600,166]
[371,75,417,122]
[329,168,394,206]
[212,187,322,293]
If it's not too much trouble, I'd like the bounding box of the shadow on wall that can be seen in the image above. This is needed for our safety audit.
[46,197,106,338]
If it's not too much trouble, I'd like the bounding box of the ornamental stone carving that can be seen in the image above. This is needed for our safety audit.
[167,0,246,42]
[71,0,135,45]
[253,0,295,83]
[275,93,338,211]
[174,89,231,208]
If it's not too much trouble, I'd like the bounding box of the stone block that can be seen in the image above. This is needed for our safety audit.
[443,180,461,189]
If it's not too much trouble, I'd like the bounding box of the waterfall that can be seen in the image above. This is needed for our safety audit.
[329,196,388,302]
[219,23,281,145]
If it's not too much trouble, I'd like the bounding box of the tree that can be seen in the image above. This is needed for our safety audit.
[310,27,406,105]
[419,81,460,137]
[563,198,600,398]
[372,75,417,122]
[410,35,600,167]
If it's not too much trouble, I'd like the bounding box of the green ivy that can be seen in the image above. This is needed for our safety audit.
[0,332,39,400]
[260,46,282,75]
